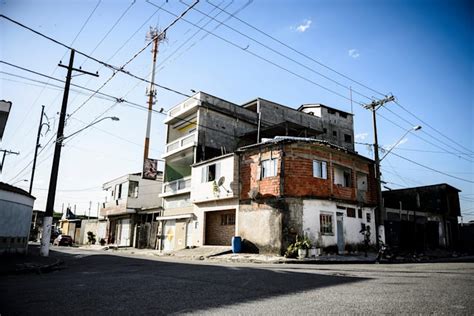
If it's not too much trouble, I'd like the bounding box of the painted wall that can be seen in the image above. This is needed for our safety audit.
[0,189,35,254]
[302,199,376,248]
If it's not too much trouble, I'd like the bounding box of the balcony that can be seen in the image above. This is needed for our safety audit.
[164,96,201,124]
[162,132,197,158]
[160,176,192,197]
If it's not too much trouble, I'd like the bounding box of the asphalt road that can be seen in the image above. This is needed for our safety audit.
[1,247,473,315]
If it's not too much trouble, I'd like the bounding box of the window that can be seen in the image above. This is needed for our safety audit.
[313,160,328,179]
[320,214,333,235]
[327,109,336,114]
[366,212,371,223]
[358,208,363,218]
[261,158,277,179]
[221,214,235,226]
[202,163,220,183]
[343,170,352,187]
[333,131,337,137]
[115,183,122,199]
[347,207,356,218]
[344,134,352,143]
[323,128,327,134]
[128,181,139,198]
[340,112,348,119]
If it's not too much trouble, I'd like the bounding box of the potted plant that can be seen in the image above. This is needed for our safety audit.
[295,235,312,259]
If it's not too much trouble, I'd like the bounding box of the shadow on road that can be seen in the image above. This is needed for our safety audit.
[1,248,369,314]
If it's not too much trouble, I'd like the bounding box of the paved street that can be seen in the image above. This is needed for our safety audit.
[1,247,473,315]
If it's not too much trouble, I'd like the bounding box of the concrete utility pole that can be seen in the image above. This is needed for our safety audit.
[0,149,19,173]
[40,49,98,257]
[363,95,395,247]
[143,27,165,163]
[29,105,49,194]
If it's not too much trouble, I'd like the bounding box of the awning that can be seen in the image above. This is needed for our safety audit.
[155,213,194,221]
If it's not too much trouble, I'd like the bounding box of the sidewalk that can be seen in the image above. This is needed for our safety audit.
[0,245,62,275]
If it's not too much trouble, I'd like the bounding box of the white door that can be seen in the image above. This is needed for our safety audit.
[186,221,193,248]
[163,220,176,252]
[119,219,131,246]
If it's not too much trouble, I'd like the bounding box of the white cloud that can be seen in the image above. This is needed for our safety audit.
[355,132,368,141]
[348,48,360,59]
[296,19,312,33]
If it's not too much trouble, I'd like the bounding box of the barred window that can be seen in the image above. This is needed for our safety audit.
[320,213,333,235]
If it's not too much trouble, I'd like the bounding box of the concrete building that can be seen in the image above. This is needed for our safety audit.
[383,183,461,251]
[100,172,163,248]
[159,91,360,252]
[0,182,35,254]
[238,137,377,254]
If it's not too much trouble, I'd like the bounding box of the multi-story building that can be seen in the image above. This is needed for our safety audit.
[238,137,377,254]
[100,172,162,247]
[158,91,361,253]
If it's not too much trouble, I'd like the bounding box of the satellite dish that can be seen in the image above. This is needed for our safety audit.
[217,176,225,187]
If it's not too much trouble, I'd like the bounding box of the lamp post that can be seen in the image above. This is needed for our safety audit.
[60,116,120,142]
[375,125,422,245]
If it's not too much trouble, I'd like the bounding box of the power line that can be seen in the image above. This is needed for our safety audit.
[394,100,474,155]
[382,105,473,159]
[182,0,375,102]
[204,0,386,98]
[145,0,363,107]
[388,151,474,184]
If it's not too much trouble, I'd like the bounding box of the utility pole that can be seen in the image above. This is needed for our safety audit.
[143,28,166,162]
[0,149,19,173]
[363,95,395,247]
[143,28,165,163]
[29,105,49,194]
[40,49,99,257]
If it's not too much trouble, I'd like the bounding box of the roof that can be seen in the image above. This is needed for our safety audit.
[382,183,461,194]
[236,136,373,163]
[298,103,353,116]
[191,153,235,167]
[0,182,35,199]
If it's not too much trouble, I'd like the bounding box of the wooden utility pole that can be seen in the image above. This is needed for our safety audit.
[29,105,49,194]
[0,149,19,173]
[40,49,98,257]
[363,95,395,247]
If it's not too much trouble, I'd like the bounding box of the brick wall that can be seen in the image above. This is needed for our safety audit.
[205,210,235,246]
[239,142,377,205]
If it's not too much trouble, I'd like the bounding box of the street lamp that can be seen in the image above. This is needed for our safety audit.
[375,125,422,245]
[380,125,421,162]
[61,116,120,141]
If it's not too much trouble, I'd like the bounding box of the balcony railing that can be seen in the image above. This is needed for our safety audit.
[163,176,192,194]
[165,132,196,156]
[166,97,200,122]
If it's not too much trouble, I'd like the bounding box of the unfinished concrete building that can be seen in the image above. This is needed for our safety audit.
[158,91,357,252]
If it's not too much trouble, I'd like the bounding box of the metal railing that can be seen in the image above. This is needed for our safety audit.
[166,132,196,153]
[163,176,192,194]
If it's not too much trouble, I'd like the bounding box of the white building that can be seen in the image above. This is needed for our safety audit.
[100,172,162,247]
[0,182,35,254]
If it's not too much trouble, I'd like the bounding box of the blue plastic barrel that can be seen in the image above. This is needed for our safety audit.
[232,236,242,253]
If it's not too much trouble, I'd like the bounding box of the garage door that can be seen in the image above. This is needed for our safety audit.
[163,220,176,252]
[205,210,235,246]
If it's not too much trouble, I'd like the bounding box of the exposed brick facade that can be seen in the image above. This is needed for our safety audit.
[205,210,236,246]
[239,141,377,206]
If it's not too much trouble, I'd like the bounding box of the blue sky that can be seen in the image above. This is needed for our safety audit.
[1,0,473,220]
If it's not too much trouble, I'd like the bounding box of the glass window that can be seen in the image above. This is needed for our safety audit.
[202,163,220,183]
[313,160,328,179]
[128,181,139,198]
[261,159,277,179]
[344,134,352,143]
[366,212,371,223]
[320,213,333,235]
[347,208,356,218]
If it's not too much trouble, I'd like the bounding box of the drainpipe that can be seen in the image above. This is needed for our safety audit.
[279,144,285,197]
